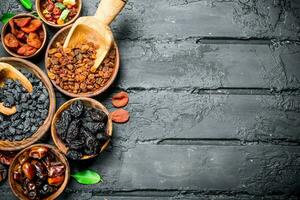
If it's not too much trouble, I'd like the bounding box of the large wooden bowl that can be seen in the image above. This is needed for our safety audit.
[36,0,82,28]
[1,13,47,59]
[51,97,112,160]
[45,24,120,98]
[9,144,70,200]
[0,57,56,151]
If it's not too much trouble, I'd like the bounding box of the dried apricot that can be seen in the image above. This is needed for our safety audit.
[4,33,19,48]
[17,45,37,56]
[112,91,129,108]
[21,19,42,33]
[27,33,42,49]
[14,17,31,28]
[111,109,130,123]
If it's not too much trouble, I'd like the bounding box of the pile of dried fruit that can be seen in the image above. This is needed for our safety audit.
[0,69,49,141]
[56,100,110,160]
[3,17,44,56]
[47,41,116,94]
[13,146,65,199]
[41,0,78,25]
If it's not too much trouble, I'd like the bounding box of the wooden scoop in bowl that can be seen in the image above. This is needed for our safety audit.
[0,62,32,115]
[63,0,126,72]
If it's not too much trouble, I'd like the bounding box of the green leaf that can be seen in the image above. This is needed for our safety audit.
[19,0,33,10]
[55,2,65,10]
[1,13,16,24]
[71,170,103,185]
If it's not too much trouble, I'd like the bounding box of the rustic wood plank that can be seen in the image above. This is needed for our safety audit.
[3,144,298,197]
[116,40,300,89]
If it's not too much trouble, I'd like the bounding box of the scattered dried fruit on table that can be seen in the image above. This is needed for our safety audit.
[0,69,49,141]
[47,41,116,95]
[41,0,78,25]
[112,91,129,108]
[13,146,66,199]
[3,17,44,56]
[111,109,130,123]
[56,100,110,160]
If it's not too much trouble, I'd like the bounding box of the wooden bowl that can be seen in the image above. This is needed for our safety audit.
[36,0,82,28]
[1,13,47,59]
[9,144,70,200]
[51,97,112,160]
[45,24,120,98]
[0,57,56,151]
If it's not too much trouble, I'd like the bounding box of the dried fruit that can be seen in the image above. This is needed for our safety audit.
[4,33,19,48]
[14,17,31,27]
[47,41,116,94]
[0,164,7,183]
[29,146,49,159]
[22,162,36,180]
[21,19,42,33]
[111,109,130,123]
[17,44,37,56]
[112,91,129,108]
[27,32,42,49]
[57,100,109,160]
[48,175,64,186]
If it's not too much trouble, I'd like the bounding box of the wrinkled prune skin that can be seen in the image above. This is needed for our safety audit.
[66,150,82,160]
[96,132,110,142]
[69,100,84,117]
[84,130,100,155]
[68,138,85,150]
[82,121,105,133]
[66,119,80,141]
[56,110,72,140]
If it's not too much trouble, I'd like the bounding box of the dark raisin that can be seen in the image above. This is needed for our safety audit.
[66,150,82,160]
[68,100,84,117]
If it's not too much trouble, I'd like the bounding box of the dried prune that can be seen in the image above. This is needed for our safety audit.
[66,119,80,141]
[66,150,82,160]
[82,121,105,133]
[68,138,85,150]
[112,91,129,108]
[69,100,84,117]
[39,184,54,197]
[32,160,47,180]
[56,110,71,140]
[89,109,108,122]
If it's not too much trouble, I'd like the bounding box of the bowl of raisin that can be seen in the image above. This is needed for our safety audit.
[51,98,112,160]
[9,144,70,200]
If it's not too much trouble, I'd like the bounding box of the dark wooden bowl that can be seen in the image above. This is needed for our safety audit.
[1,13,47,59]
[0,57,56,151]
[45,24,120,98]
[36,0,82,28]
[51,97,112,160]
[9,144,70,200]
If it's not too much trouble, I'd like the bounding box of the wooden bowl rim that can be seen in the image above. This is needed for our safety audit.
[51,97,112,160]
[1,13,47,59]
[0,57,56,151]
[35,0,82,28]
[44,24,120,98]
[8,143,70,200]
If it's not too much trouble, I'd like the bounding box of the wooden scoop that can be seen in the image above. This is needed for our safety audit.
[63,0,126,72]
[0,62,33,115]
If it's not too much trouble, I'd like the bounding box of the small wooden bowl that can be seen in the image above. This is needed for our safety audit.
[9,144,70,200]
[45,24,120,98]
[1,13,47,59]
[0,57,56,151]
[51,97,112,160]
[36,0,82,28]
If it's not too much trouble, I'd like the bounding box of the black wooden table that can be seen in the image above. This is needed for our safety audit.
[1,0,300,199]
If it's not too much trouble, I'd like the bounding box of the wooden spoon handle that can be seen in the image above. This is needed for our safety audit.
[95,0,127,25]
